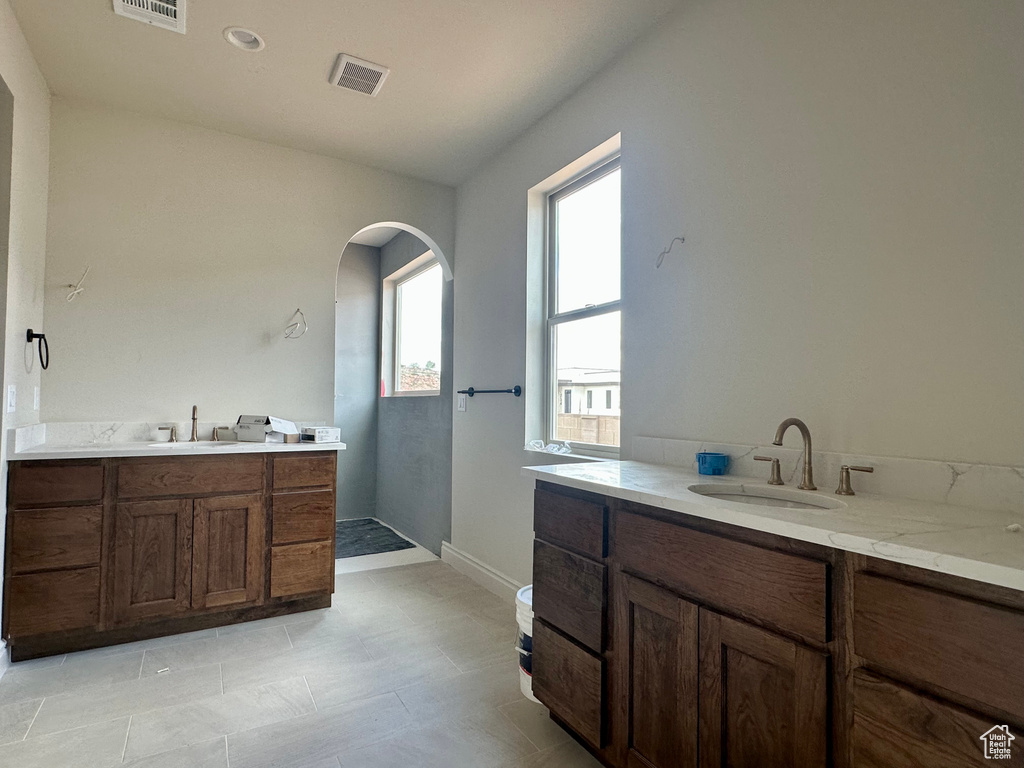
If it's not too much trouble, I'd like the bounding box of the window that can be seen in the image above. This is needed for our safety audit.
[547,157,620,450]
[606,389,612,409]
[563,389,572,414]
[393,261,442,393]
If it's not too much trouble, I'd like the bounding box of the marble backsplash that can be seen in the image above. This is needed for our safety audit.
[633,436,1024,515]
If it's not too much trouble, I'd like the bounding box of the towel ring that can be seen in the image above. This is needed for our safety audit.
[26,329,49,370]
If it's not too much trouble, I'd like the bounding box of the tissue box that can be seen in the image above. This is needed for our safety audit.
[301,427,341,443]
[236,415,300,443]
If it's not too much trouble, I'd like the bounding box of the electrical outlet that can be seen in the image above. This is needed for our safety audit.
[457,393,467,412]
[6,385,15,413]
[33,386,40,410]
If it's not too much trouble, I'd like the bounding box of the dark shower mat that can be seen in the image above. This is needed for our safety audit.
[335,518,416,559]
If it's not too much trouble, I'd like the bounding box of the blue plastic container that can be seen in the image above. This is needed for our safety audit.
[696,452,730,475]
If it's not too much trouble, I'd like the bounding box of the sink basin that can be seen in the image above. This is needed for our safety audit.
[688,483,844,510]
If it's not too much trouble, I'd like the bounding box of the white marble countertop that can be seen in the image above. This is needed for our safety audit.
[11,440,347,461]
[523,461,1024,592]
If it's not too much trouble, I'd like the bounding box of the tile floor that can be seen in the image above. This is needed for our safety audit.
[0,561,602,768]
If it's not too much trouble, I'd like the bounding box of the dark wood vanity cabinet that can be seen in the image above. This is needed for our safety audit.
[3,451,337,660]
[532,481,1024,768]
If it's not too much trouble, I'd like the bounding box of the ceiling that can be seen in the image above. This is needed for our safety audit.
[11,0,679,186]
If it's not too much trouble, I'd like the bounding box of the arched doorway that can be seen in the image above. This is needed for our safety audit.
[334,223,453,556]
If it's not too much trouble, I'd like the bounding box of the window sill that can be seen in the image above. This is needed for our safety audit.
[385,390,441,398]
[523,446,615,463]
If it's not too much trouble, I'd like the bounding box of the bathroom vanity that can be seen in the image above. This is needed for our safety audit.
[526,463,1024,768]
[2,447,340,660]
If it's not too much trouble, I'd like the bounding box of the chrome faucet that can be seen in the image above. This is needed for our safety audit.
[190,405,199,442]
[772,417,816,490]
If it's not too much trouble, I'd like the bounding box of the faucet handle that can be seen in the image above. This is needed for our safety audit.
[754,455,784,486]
[836,465,873,496]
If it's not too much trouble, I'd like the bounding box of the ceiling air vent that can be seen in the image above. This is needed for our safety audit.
[329,54,390,97]
[113,0,186,34]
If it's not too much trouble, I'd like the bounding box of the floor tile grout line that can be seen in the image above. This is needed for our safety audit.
[136,651,146,679]
[497,705,546,753]
[120,714,132,763]
[302,675,318,712]
[220,663,225,696]
[355,635,372,661]
[284,624,295,650]
[66,628,223,665]
[394,688,412,715]
[435,645,466,674]
[224,734,231,768]
[21,697,44,741]
[20,662,229,740]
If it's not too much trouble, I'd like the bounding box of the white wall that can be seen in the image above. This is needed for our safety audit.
[42,99,455,426]
[335,242,381,521]
[0,0,48,431]
[452,0,1024,584]
[0,0,50,667]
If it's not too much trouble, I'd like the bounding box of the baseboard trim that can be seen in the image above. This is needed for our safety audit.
[0,640,9,680]
[441,542,523,603]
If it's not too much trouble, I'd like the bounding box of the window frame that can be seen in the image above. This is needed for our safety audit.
[390,259,442,397]
[544,155,621,456]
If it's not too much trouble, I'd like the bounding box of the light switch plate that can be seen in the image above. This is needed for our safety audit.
[457,393,467,412]
[6,384,15,413]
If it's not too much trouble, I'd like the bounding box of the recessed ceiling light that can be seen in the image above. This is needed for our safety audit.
[224,27,264,52]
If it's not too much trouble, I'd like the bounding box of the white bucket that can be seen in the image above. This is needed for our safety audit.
[515,585,540,704]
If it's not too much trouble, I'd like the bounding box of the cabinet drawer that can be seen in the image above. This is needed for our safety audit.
[532,620,605,749]
[534,488,606,559]
[8,568,100,636]
[117,456,264,498]
[9,462,104,507]
[533,539,605,652]
[272,455,335,490]
[271,540,334,598]
[272,491,334,545]
[11,506,103,573]
[616,511,829,642]
[852,670,1021,767]
[854,573,1024,721]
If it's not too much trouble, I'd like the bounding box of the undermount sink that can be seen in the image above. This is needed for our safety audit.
[688,483,845,510]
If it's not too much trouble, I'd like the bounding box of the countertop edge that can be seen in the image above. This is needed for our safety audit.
[523,464,1024,593]
[10,441,348,461]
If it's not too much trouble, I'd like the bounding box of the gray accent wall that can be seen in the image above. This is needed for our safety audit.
[334,243,381,520]
[376,232,453,555]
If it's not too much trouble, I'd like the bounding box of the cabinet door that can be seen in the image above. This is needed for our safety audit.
[192,494,265,610]
[699,609,828,768]
[113,499,193,624]
[617,574,699,768]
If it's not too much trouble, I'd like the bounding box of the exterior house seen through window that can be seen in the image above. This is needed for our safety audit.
[395,261,442,393]
[547,156,621,450]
